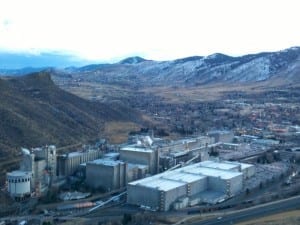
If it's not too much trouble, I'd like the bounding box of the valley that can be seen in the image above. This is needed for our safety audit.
[48,47,300,141]
[52,71,300,142]
[1,47,300,225]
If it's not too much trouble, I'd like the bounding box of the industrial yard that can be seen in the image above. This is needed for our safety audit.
[1,127,300,225]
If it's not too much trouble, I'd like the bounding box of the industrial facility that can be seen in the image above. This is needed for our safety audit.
[57,149,102,177]
[84,148,151,191]
[5,134,248,202]
[85,159,148,191]
[84,135,213,191]
[120,146,159,174]
[6,144,103,199]
[10,145,57,197]
[127,160,255,211]
[157,136,213,171]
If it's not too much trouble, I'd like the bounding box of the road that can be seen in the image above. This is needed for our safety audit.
[35,187,126,211]
[188,195,300,225]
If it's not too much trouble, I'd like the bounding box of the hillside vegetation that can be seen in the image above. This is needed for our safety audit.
[0,72,143,160]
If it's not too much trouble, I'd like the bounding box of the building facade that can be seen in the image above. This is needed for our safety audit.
[120,146,159,174]
[127,160,254,211]
[85,159,148,191]
[57,150,102,177]
[7,171,32,200]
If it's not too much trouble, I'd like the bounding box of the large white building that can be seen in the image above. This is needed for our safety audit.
[127,160,255,211]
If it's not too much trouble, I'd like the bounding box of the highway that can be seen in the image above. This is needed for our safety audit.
[188,195,300,225]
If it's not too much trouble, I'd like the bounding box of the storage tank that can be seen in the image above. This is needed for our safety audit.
[7,171,32,198]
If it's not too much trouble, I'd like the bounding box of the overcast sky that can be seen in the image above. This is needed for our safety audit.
[0,0,299,62]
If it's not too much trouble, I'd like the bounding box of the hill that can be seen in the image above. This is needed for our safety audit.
[0,71,143,159]
[3,47,300,87]
[49,47,300,88]
[119,56,148,64]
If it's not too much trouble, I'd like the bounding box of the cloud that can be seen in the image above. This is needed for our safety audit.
[1,18,12,31]
[2,19,11,26]
[0,0,300,61]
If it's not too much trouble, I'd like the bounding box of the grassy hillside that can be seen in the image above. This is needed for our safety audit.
[0,71,143,160]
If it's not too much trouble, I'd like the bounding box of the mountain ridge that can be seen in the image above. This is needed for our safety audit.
[119,56,148,64]
[1,47,300,86]
[51,46,300,87]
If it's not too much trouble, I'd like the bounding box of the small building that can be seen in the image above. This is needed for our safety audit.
[208,131,234,143]
[289,126,300,133]
[251,139,280,148]
[158,136,214,153]
[221,143,241,151]
[289,147,300,161]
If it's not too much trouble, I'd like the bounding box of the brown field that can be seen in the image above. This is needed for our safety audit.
[142,83,274,103]
[59,78,299,105]
[63,82,133,101]
[237,210,300,225]
[104,121,141,144]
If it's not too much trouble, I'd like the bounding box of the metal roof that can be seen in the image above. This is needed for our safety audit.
[139,178,185,191]
[89,159,124,166]
[162,171,206,183]
[240,162,254,170]
[127,163,148,170]
[208,130,232,135]
[7,170,32,178]
[68,152,83,157]
[198,160,240,170]
[104,152,120,157]
[170,151,189,157]
[183,164,242,179]
[121,146,153,153]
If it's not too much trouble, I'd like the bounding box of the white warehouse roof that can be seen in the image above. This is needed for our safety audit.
[183,166,242,180]
[141,178,185,191]
[162,170,206,183]
[129,160,247,191]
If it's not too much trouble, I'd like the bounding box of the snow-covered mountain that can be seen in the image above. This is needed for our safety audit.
[3,47,300,86]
